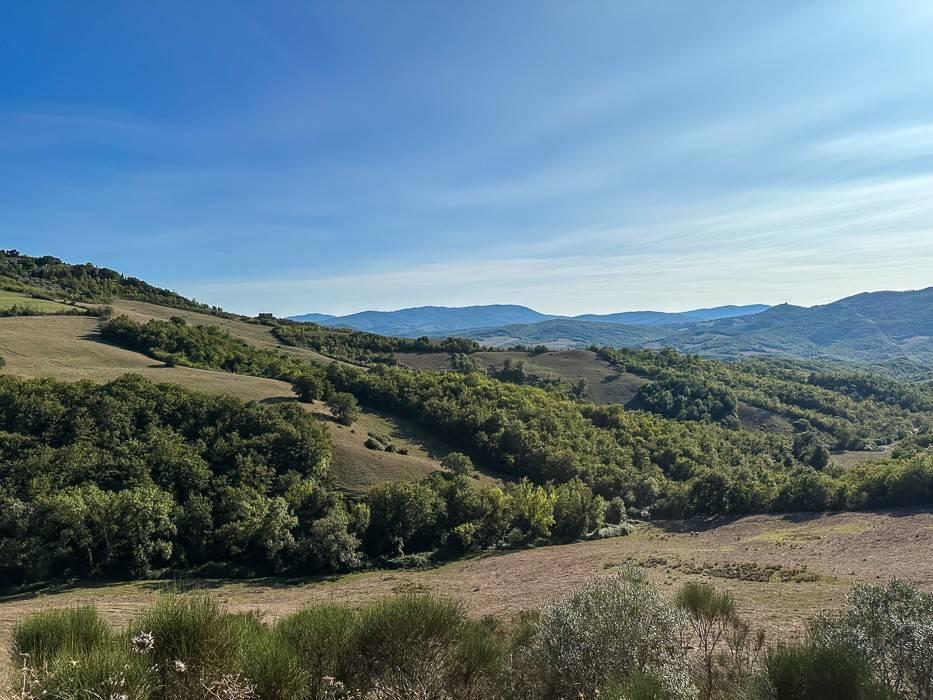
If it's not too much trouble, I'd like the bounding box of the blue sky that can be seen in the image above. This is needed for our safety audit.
[3,1,933,316]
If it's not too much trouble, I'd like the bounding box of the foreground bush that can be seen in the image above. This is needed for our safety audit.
[516,567,693,699]
[7,575,930,699]
[753,643,895,700]
[11,607,110,667]
[809,579,933,700]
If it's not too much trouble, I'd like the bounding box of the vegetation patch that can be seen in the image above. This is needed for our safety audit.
[749,521,874,546]
[678,561,825,583]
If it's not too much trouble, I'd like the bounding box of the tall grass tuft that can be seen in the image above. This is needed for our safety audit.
[127,594,255,696]
[754,643,896,700]
[32,640,157,699]
[241,630,308,700]
[274,604,356,696]
[11,606,110,667]
[343,594,467,691]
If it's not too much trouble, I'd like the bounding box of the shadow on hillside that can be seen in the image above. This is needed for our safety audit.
[653,516,739,534]
[653,505,933,535]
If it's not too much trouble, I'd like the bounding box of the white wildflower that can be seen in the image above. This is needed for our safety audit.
[130,631,155,654]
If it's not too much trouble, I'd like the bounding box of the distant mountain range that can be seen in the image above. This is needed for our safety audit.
[288,303,768,336]
[291,289,933,370]
[465,287,933,369]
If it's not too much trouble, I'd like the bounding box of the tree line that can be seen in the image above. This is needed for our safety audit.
[273,320,480,366]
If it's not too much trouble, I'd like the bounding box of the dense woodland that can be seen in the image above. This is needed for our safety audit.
[0,372,626,589]
[595,347,928,449]
[0,375,342,588]
[99,316,933,525]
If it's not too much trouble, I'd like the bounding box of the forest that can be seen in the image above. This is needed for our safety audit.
[99,316,933,523]
[595,347,928,449]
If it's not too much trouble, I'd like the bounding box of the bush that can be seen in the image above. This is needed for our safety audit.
[327,391,360,426]
[25,641,157,699]
[240,630,308,700]
[342,595,470,692]
[754,643,894,700]
[809,579,933,699]
[519,567,692,699]
[442,451,475,475]
[128,595,252,695]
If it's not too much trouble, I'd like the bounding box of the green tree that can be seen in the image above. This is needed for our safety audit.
[510,479,554,542]
[327,392,360,426]
[441,452,474,476]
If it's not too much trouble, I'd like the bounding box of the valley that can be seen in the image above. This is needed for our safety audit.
[0,252,930,698]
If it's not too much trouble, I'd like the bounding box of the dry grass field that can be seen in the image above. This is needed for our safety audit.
[105,300,338,366]
[1,508,929,657]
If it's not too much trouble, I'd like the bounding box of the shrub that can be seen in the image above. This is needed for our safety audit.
[519,567,693,699]
[128,595,251,695]
[442,452,475,476]
[754,642,894,700]
[11,606,110,667]
[240,630,308,700]
[25,641,157,699]
[327,392,360,426]
[342,594,467,691]
[809,579,933,699]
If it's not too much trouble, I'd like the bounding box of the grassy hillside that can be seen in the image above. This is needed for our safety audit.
[0,313,458,495]
[0,251,226,313]
[1,509,929,647]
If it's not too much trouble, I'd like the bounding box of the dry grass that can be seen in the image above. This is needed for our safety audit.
[1,509,929,659]
[105,300,338,366]
[830,449,893,470]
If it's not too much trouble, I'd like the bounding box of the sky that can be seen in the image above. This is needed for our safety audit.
[3,1,933,316]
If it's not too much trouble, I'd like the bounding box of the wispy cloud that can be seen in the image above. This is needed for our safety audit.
[180,172,933,315]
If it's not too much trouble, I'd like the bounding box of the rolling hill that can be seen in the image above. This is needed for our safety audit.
[289,304,556,336]
[574,304,771,325]
[459,288,933,372]
[289,303,768,336]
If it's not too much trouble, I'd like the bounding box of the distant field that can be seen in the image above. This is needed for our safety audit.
[2,509,929,654]
[399,348,795,435]
[0,312,466,494]
[830,448,893,470]
[0,289,80,314]
[104,299,338,366]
